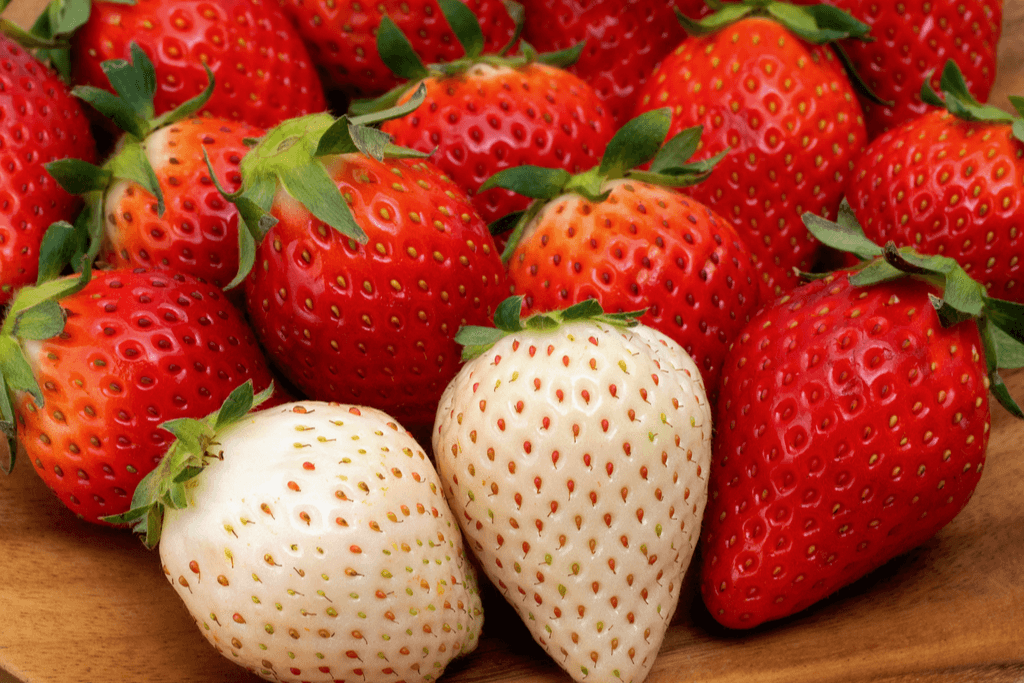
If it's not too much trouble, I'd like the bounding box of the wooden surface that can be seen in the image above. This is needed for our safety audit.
[2,3,1024,683]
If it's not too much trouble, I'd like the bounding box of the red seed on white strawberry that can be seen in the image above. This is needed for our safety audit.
[434,299,711,683]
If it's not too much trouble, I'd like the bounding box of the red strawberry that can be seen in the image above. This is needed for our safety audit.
[99,118,263,290]
[46,45,264,294]
[278,0,518,97]
[0,33,96,305]
[845,61,1024,303]
[54,0,326,129]
[225,102,508,430]
[699,212,1024,629]
[0,267,280,524]
[633,2,870,296]
[360,4,615,225]
[484,109,763,393]
[794,0,1004,138]
[519,0,713,124]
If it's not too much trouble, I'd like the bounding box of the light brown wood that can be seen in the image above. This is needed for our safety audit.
[1,3,1024,683]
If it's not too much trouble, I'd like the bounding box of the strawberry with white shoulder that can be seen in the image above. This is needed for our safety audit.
[433,297,712,683]
[110,382,484,683]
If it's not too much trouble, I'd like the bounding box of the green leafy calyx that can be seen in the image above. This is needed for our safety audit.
[348,0,577,117]
[456,296,644,361]
[42,43,214,279]
[0,266,93,472]
[101,380,275,548]
[482,108,727,262]
[676,1,870,43]
[921,60,1024,144]
[214,87,430,290]
[802,203,1024,417]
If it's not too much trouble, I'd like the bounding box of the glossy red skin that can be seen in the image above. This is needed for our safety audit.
[519,0,712,125]
[244,155,508,429]
[847,111,1024,303]
[633,18,868,296]
[15,269,279,525]
[71,0,326,130]
[507,180,762,395]
[102,117,265,293]
[277,0,518,96]
[381,64,615,224]
[0,37,96,305]
[700,271,990,629]
[793,0,1003,138]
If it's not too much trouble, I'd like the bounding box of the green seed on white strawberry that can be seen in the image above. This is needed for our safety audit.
[433,298,712,683]
[113,383,484,683]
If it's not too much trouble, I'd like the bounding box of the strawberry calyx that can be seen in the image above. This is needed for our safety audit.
[15,0,97,80]
[676,0,887,106]
[40,43,213,279]
[0,265,93,472]
[206,86,431,289]
[101,379,274,547]
[921,60,1024,144]
[676,0,869,42]
[456,295,644,361]
[803,203,1024,417]
[348,0,578,117]
[481,107,728,262]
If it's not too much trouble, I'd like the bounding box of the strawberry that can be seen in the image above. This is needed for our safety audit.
[794,0,1004,138]
[109,382,484,683]
[433,297,712,683]
[278,0,519,97]
[699,210,1024,629]
[519,0,713,125]
[221,97,508,430]
[36,0,327,129]
[0,32,96,306]
[633,1,871,296]
[0,267,280,524]
[845,61,1024,303]
[483,108,763,394]
[44,44,264,294]
[355,2,615,224]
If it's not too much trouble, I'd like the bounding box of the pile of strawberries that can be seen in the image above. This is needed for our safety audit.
[0,0,1020,682]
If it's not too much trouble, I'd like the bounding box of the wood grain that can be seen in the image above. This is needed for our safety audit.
[1,3,1023,683]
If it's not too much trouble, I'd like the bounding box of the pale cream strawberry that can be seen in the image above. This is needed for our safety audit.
[433,299,712,683]
[114,385,483,683]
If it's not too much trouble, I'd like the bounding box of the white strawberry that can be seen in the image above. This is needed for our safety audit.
[111,382,484,683]
[432,298,712,683]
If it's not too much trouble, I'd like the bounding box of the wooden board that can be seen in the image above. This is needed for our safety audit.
[1,2,1024,682]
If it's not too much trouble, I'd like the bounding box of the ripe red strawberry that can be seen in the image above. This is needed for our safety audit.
[633,2,870,296]
[357,3,615,224]
[845,61,1024,303]
[46,45,264,293]
[0,33,96,305]
[793,0,1004,138]
[225,103,508,430]
[278,0,518,97]
[46,0,327,129]
[519,0,713,124]
[699,213,1024,629]
[484,109,763,394]
[0,268,280,524]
